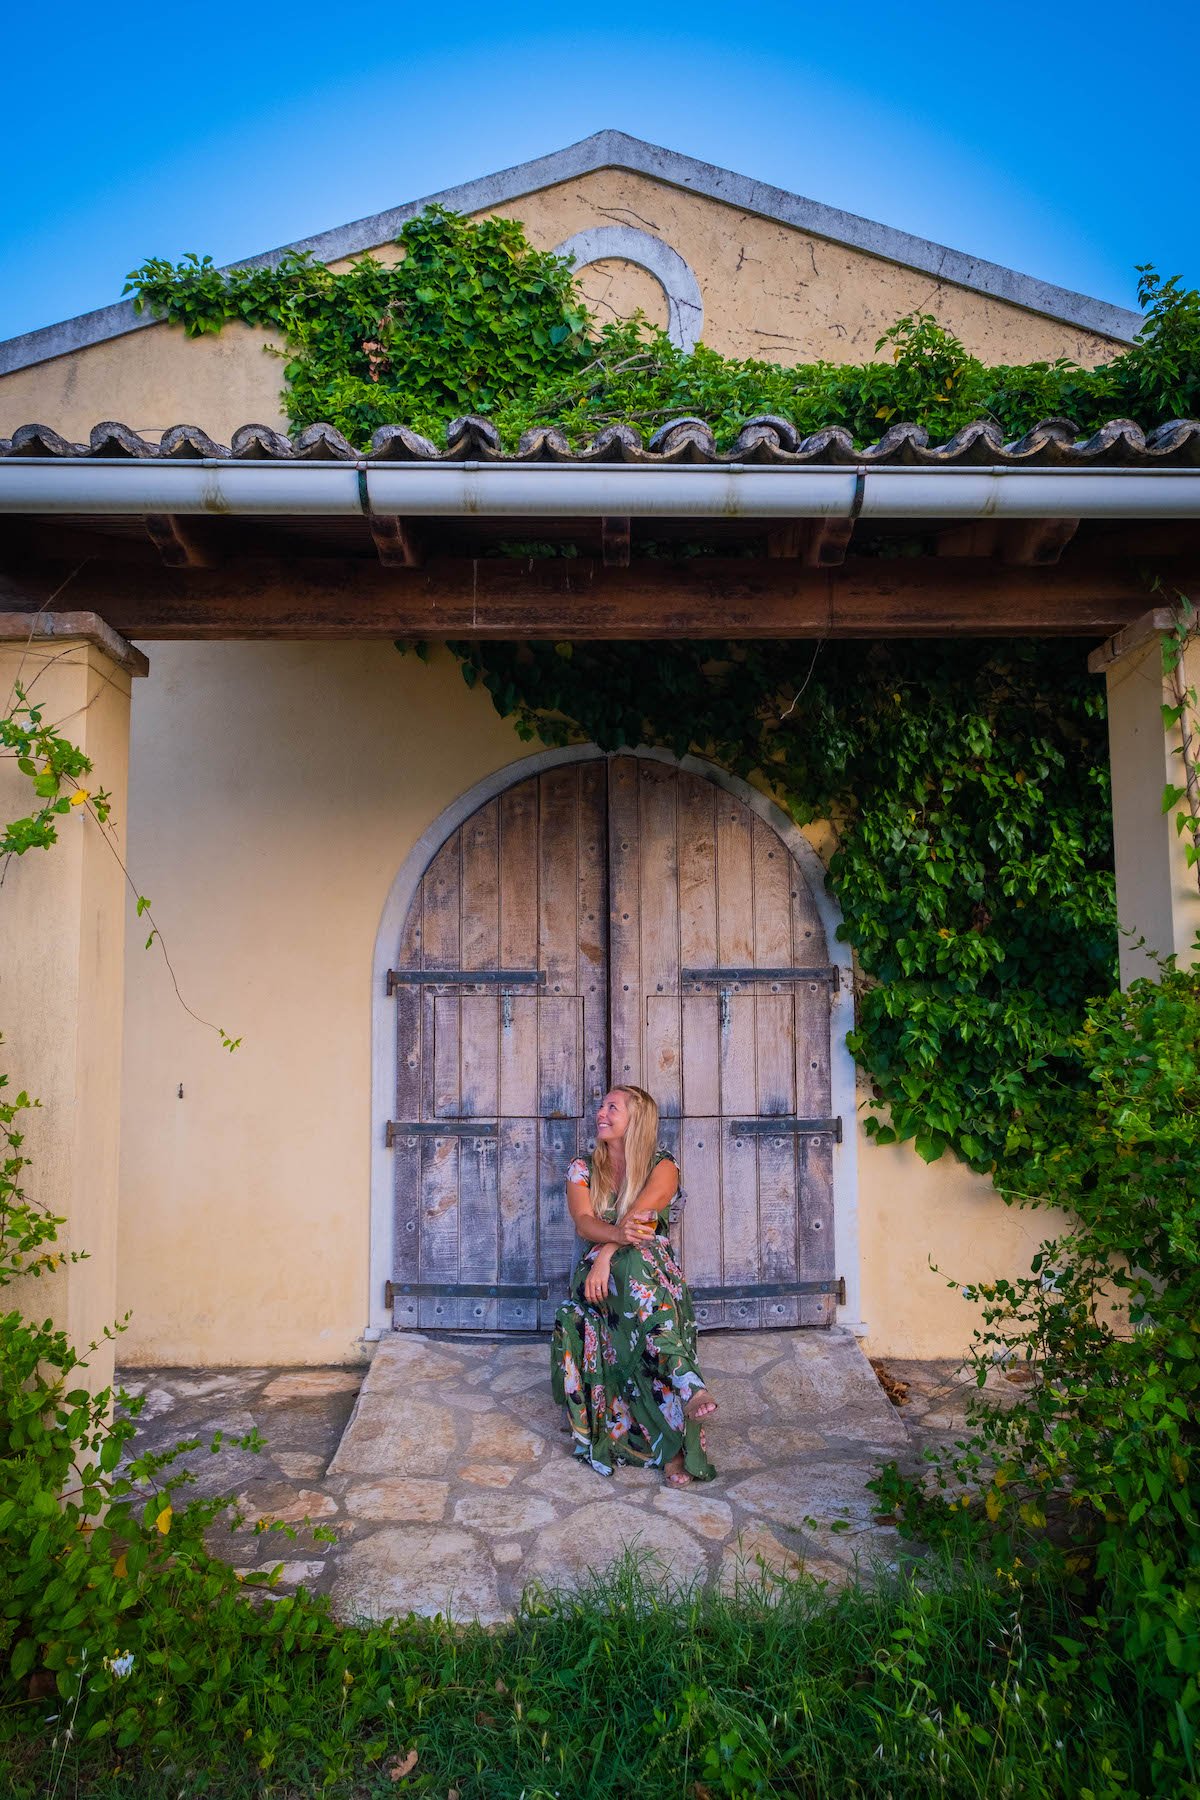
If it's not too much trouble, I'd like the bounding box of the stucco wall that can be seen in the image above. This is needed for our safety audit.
[0,639,133,1395]
[0,168,1123,443]
[116,640,1060,1366]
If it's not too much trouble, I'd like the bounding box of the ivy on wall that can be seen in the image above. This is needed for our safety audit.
[443,637,1116,1176]
[127,207,1194,1174]
[127,213,1200,450]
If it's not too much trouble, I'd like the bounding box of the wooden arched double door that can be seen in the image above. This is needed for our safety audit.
[387,756,839,1333]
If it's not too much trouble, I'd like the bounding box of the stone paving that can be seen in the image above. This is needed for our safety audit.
[117,1337,997,1627]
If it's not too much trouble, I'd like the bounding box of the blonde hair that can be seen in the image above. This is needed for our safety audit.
[591,1085,660,1221]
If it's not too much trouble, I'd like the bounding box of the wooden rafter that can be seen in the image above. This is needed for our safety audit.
[767,519,855,566]
[601,517,631,567]
[367,516,424,568]
[144,515,220,569]
[1000,518,1081,566]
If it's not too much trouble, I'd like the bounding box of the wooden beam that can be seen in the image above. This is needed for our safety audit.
[1000,518,1080,566]
[767,520,855,566]
[367,515,424,568]
[144,515,221,569]
[1,554,1192,641]
[601,517,631,567]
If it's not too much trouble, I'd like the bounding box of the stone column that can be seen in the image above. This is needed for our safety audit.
[0,613,147,1395]
[1091,608,1200,985]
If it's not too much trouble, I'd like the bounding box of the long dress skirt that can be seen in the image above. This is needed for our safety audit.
[551,1231,717,1481]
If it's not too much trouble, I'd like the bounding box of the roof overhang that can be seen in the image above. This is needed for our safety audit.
[2,415,1197,643]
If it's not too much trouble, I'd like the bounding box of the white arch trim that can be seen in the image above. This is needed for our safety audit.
[552,225,704,352]
[367,745,862,1340]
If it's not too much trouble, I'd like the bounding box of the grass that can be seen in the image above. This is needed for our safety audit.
[2,1549,1149,1800]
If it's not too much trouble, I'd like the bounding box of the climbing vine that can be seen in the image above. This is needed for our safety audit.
[124,207,1200,1172]
[126,214,1200,450]
[442,637,1117,1178]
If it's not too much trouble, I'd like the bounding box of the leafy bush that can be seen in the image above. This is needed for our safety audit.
[871,949,1200,1793]
[126,210,1200,450]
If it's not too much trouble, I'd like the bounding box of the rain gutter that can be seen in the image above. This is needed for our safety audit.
[0,461,1198,519]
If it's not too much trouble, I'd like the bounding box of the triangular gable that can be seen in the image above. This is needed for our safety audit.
[0,129,1139,379]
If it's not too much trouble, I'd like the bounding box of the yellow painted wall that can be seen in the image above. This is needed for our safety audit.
[0,638,134,1396]
[116,640,1057,1366]
[0,168,1123,443]
[487,169,1122,369]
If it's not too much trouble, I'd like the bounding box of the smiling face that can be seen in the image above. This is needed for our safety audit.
[596,1089,631,1143]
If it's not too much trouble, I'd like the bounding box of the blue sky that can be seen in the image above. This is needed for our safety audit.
[4,0,1197,343]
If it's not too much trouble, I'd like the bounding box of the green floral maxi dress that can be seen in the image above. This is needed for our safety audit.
[550,1149,717,1481]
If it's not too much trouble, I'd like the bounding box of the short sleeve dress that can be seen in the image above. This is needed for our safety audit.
[550,1149,716,1481]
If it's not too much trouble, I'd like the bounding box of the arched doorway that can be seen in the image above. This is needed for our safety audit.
[377,753,848,1334]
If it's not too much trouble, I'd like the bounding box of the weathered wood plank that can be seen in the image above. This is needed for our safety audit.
[461,800,499,970]
[497,1119,540,1330]
[538,1117,578,1329]
[678,773,717,970]
[677,1121,724,1330]
[538,766,578,997]
[646,995,683,1118]
[716,799,754,967]
[638,760,681,1115]
[721,1129,761,1330]
[757,1131,800,1327]
[752,816,794,967]
[577,758,608,1120]
[390,1136,421,1328]
[499,993,539,1118]
[682,994,721,1116]
[755,992,796,1116]
[794,978,832,1117]
[799,1132,837,1325]
[457,1133,499,1330]
[15,554,1182,639]
[418,1133,461,1329]
[460,992,499,1117]
[719,994,758,1116]
[393,904,422,1122]
[420,835,461,968]
[538,996,582,1120]
[432,992,462,1119]
[499,781,538,970]
[608,755,642,1088]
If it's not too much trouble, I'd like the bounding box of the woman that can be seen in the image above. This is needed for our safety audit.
[550,1085,718,1486]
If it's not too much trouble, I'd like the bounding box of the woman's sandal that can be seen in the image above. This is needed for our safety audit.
[684,1390,719,1421]
[664,1427,709,1487]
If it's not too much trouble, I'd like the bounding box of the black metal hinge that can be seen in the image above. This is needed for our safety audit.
[729,1116,842,1142]
[681,965,840,991]
[386,1280,549,1305]
[387,968,546,995]
[692,1277,846,1304]
[386,1120,498,1146]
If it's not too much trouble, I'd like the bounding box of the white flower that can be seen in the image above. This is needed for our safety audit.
[104,1651,134,1679]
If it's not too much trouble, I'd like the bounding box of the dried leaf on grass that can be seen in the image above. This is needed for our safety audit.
[870,1360,910,1407]
[387,1748,418,1781]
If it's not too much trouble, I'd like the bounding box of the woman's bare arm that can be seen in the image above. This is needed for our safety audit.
[567,1179,656,1246]
[627,1157,680,1218]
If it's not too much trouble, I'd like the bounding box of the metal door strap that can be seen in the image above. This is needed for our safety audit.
[692,1278,845,1302]
[386,1280,548,1303]
[729,1117,843,1141]
[387,968,547,993]
[681,965,839,990]
[386,1121,499,1145]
